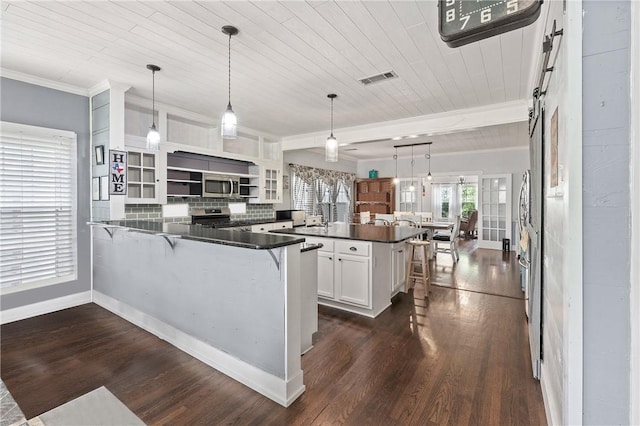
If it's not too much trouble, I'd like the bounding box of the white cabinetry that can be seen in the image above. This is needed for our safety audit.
[261,163,282,203]
[334,240,371,307]
[125,148,163,204]
[250,221,292,233]
[305,238,372,309]
[317,251,335,299]
[299,236,407,318]
[391,242,407,295]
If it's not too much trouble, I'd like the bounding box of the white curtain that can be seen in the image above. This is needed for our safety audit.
[431,183,461,221]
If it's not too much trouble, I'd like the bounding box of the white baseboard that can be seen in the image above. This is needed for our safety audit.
[92,290,304,407]
[0,291,92,325]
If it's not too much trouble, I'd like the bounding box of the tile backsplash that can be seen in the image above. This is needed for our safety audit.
[125,198,275,223]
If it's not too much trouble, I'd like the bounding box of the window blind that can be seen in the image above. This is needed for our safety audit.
[0,122,77,292]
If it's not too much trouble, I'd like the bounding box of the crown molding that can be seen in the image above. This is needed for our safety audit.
[0,68,89,97]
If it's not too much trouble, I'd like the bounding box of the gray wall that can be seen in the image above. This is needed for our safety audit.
[582,1,631,423]
[0,77,91,310]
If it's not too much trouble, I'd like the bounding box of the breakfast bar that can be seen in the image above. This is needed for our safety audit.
[91,221,308,407]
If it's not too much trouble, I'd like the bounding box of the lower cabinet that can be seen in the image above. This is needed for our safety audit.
[391,242,407,295]
[303,236,403,318]
[336,254,370,307]
[306,238,372,309]
[317,251,335,299]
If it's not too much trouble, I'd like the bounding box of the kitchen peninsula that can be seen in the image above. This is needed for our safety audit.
[90,221,308,407]
[274,223,424,318]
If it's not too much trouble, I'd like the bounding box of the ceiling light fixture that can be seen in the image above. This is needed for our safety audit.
[221,25,238,139]
[393,147,399,185]
[326,93,338,162]
[427,142,433,181]
[146,64,161,150]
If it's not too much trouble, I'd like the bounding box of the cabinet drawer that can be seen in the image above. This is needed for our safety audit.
[305,216,322,226]
[305,237,333,252]
[335,240,370,257]
[273,221,292,229]
[251,223,273,233]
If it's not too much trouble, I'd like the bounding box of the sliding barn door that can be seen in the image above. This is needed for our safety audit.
[527,103,544,379]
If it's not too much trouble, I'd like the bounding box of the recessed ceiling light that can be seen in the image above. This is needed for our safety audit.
[407,135,418,139]
[392,136,403,141]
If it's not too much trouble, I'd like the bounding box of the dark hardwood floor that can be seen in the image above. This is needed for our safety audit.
[1,241,546,425]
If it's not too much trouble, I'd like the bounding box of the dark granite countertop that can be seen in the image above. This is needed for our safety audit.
[90,221,305,250]
[271,223,424,243]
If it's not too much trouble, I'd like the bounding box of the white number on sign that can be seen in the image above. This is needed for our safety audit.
[446,0,455,5]
[446,8,455,22]
[507,0,519,14]
[460,15,470,29]
[481,8,491,22]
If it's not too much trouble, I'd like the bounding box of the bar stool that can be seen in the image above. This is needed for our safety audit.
[405,239,431,297]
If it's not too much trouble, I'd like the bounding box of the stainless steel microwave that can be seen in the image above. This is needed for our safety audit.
[202,174,239,198]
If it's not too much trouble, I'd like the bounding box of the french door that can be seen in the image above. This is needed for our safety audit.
[478,174,512,250]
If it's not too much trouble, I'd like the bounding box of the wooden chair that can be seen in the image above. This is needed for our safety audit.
[415,211,433,224]
[432,215,461,263]
[459,210,478,238]
[373,213,394,226]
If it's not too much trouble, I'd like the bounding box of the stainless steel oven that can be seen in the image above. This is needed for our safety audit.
[202,174,239,198]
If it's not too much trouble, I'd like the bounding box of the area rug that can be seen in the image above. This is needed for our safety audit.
[26,387,144,426]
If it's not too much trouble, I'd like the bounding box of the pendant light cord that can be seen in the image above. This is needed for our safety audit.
[152,69,155,125]
[394,147,398,177]
[228,32,232,105]
[411,145,415,185]
[330,97,334,137]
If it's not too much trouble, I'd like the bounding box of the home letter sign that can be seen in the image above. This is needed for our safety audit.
[109,150,127,195]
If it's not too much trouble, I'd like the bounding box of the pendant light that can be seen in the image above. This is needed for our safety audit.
[427,142,433,181]
[325,93,338,162]
[393,147,399,184]
[146,64,161,150]
[409,145,415,191]
[221,25,238,139]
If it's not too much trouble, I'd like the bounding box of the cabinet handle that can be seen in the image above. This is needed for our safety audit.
[328,257,332,260]
[349,247,357,251]
[338,258,342,261]
[398,250,403,253]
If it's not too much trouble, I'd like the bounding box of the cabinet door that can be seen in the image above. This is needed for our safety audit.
[317,251,335,299]
[126,149,161,204]
[392,244,407,294]
[336,255,370,307]
[262,167,281,203]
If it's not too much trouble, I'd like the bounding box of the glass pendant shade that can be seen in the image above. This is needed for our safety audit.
[427,172,433,181]
[325,134,338,162]
[409,183,416,192]
[393,177,400,184]
[146,123,160,150]
[221,103,237,139]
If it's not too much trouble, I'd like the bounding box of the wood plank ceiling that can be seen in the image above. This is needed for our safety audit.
[1,1,541,158]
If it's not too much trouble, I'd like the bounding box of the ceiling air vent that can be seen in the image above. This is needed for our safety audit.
[359,70,398,85]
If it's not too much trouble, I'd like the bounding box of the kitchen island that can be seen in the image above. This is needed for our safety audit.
[273,223,423,318]
[90,221,308,407]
